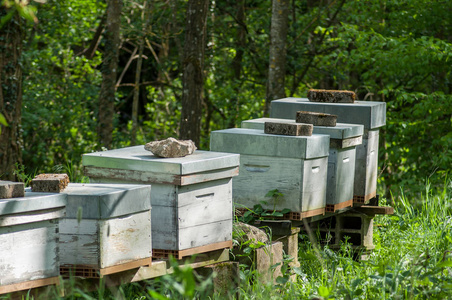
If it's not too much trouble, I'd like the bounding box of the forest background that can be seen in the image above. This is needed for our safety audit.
[0,0,451,198]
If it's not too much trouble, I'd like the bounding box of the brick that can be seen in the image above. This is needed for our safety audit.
[264,122,313,136]
[296,111,337,127]
[307,89,356,103]
[31,174,70,193]
[0,181,25,199]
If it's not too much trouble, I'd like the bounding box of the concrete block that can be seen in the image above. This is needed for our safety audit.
[296,111,337,127]
[31,174,69,193]
[264,122,313,136]
[255,241,283,283]
[308,89,355,103]
[0,181,24,199]
[196,261,239,297]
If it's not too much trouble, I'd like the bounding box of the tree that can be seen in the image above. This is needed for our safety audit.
[98,0,122,149]
[265,0,290,115]
[0,6,24,180]
[180,0,209,147]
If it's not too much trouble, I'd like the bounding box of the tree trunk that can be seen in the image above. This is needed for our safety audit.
[0,10,23,180]
[98,0,122,149]
[227,0,246,128]
[265,0,290,116]
[180,0,209,147]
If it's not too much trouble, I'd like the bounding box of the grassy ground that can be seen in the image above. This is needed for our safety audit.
[4,180,451,299]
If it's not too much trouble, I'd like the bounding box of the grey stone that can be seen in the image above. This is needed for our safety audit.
[233,222,269,246]
[308,89,355,103]
[296,111,337,127]
[145,137,197,158]
[0,181,25,199]
[264,122,313,136]
[31,173,70,193]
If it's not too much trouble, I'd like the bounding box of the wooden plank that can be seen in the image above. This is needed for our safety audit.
[84,166,181,185]
[179,220,232,250]
[0,220,59,286]
[330,136,363,149]
[179,167,239,186]
[84,166,238,186]
[0,207,65,227]
[131,249,229,282]
[99,257,152,276]
[354,205,394,215]
[0,276,59,295]
[99,211,152,268]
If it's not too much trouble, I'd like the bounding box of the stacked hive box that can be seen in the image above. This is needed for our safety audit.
[82,146,239,259]
[59,183,152,277]
[0,192,66,294]
[242,118,364,212]
[270,98,386,204]
[210,128,330,219]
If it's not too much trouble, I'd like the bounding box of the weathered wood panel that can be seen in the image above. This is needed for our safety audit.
[232,154,304,211]
[60,211,152,269]
[0,220,59,286]
[178,219,232,250]
[301,157,328,212]
[99,211,152,268]
[326,148,356,205]
[354,129,379,198]
[0,208,65,227]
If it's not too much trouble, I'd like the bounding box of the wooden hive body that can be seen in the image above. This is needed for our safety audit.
[59,183,152,275]
[270,98,386,203]
[210,128,330,219]
[0,192,66,292]
[82,147,239,255]
[242,118,364,211]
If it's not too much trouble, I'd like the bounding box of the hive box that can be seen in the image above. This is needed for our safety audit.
[59,183,152,276]
[82,146,239,258]
[242,118,364,212]
[210,128,330,219]
[270,98,386,203]
[0,192,66,293]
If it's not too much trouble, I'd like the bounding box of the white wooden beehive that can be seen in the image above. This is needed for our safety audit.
[241,118,364,212]
[0,192,66,293]
[59,183,152,276]
[82,147,240,258]
[210,128,330,219]
[270,98,386,203]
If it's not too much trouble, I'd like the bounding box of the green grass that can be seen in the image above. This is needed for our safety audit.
[4,180,451,299]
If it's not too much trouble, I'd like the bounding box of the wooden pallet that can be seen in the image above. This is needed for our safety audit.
[0,276,60,295]
[153,240,232,260]
[236,207,325,221]
[325,199,353,213]
[60,257,152,279]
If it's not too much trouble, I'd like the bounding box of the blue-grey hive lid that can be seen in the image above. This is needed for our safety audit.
[270,97,386,129]
[82,146,240,176]
[210,128,329,159]
[241,118,364,139]
[0,192,66,216]
[63,183,151,219]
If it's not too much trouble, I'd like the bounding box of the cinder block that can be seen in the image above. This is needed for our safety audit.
[255,241,283,283]
[304,211,374,252]
[196,262,239,297]
[0,181,25,199]
[296,111,337,127]
[31,174,69,193]
[307,89,355,103]
[264,122,313,136]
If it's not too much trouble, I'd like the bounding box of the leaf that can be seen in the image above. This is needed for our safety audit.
[318,286,330,297]
[281,208,291,214]
[148,290,171,300]
[276,276,289,284]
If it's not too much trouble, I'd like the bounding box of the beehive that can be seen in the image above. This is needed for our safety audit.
[82,146,239,258]
[59,183,152,277]
[242,118,364,212]
[270,98,386,204]
[210,128,330,219]
[0,192,66,293]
